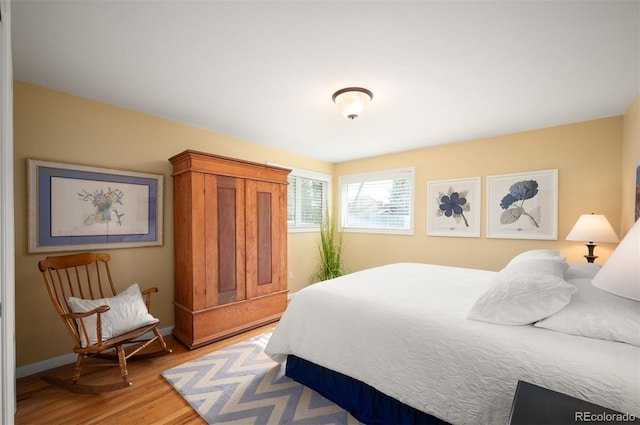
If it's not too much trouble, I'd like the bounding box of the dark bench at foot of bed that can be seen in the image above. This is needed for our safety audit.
[509,380,640,425]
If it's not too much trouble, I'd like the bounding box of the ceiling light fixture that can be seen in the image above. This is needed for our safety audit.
[332,87,373,120]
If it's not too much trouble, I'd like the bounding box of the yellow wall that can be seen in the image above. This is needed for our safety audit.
[622,92,640,233]
[13,81,638,369]
[335,117,625,273]
[13,81,332,366]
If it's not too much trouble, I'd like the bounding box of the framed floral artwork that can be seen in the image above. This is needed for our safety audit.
[28,159,163,253]
[486,169,558,240]
[635,158,639,222]
[427,177,481,237]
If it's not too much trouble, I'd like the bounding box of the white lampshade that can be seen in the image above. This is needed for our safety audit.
[591,219,640,301]
[566,213,619,243]
[332,87,373,119]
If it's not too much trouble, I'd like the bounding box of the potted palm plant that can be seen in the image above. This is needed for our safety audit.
[313,211,346,282]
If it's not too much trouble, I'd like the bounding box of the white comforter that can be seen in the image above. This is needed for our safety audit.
[265,263,640,425]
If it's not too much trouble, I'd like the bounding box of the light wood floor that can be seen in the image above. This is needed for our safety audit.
[15,324,276,425]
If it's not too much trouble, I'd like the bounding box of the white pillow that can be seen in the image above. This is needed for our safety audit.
[535,278,640,346]
[468,258,576,325]
[563,263,601,280]
[68,283,159,347]
[507,249,565,266]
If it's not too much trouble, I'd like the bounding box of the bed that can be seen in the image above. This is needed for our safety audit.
[265,255,640,425]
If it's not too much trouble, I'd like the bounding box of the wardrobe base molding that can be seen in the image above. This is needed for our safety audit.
[172,290,288,349]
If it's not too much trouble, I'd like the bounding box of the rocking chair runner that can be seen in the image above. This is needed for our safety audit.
[38,252,172,393]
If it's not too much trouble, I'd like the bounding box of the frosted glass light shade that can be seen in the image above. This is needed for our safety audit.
[592,219,640,301]
[332,87,373,119]
[566,213,619,243]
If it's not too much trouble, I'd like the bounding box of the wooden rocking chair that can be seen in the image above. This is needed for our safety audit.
[38,252,172,393]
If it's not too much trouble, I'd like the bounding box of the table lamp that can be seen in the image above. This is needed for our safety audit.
[592,219,640,301]
[566,213,619,263]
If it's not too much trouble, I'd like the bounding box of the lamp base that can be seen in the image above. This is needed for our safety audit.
[584,243,598,263]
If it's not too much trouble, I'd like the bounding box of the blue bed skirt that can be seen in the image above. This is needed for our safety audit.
[285,355,449,425]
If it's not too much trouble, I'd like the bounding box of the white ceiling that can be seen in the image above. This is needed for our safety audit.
[11,0,640,163]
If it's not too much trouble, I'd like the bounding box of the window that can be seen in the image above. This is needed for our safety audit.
[285,168,331,232]
[339,167,414,235]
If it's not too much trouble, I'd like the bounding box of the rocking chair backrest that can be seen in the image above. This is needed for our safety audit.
[38,252,118,348]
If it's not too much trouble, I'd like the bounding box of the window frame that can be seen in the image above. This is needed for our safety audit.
[338,167,415,235]
[279,165,331,233]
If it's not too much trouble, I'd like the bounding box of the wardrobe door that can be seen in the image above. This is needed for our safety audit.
[245,179,287,298]
[204,174,246,306]
[173,169,202,313]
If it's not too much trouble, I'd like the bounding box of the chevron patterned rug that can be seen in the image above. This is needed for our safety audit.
[162,331,359,425]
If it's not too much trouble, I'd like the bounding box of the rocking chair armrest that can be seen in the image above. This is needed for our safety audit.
[64,305,110,347]
[140,287,158,296]
[63,305,110,320]
[140,287,158,311]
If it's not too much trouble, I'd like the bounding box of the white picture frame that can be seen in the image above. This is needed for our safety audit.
[486,169,558,240]
[427,177,481,238]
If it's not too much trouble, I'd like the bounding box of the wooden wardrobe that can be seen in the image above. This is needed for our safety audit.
[169,150,290,348]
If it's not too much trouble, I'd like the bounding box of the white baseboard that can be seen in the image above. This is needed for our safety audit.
[16,326,174,379]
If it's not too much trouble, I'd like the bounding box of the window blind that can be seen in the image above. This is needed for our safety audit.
[340,168,414,234]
